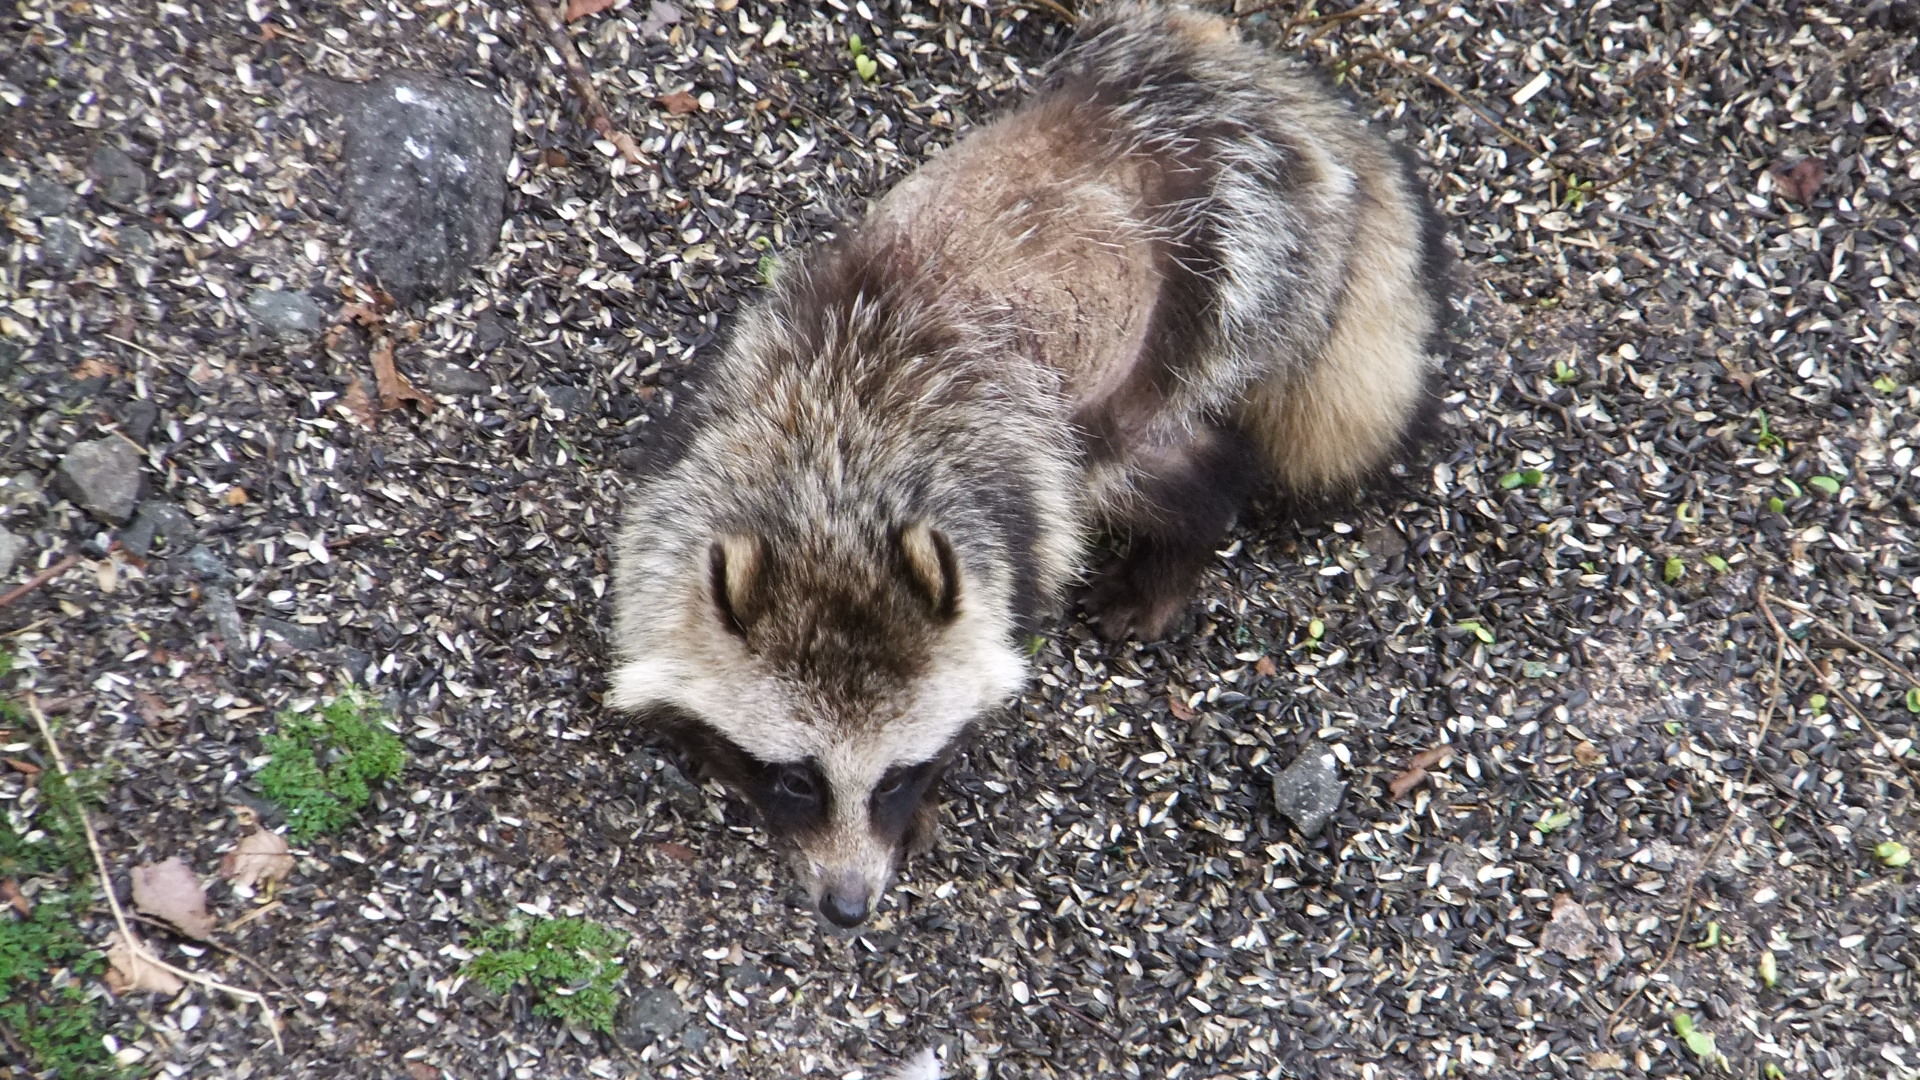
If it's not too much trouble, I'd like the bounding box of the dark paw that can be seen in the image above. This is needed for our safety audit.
[1083,557,1192,642]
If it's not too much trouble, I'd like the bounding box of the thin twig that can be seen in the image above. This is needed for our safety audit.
[1604,582,1786,1036]
[0,552,81,611]
[120,911,297,995]
[27,696,284,1052]
[521,0,648,168]
[1014,0,1077,23]
[1360,51,1550,161]
[1760,590,1920,789]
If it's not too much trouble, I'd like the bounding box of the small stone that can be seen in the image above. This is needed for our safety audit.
[115,226,156,260]
[679,1024,711,1054]
[121,501,195,558]
[472,309,509,353]
[182,545,232,581]
[340,74,513,304]
[56,437,144,524]
[539,385,589,416]
[1272,740,1345,838]
[205,587,249,660]
[259,617,328,653]
[424,362,493,396]
[88,145,148,210]
[119,400,160,444]
[40,219,90,275]
[614,986,687,1050]
[0,527,28,580]
[246,289,326,342]
[21,176,73,217]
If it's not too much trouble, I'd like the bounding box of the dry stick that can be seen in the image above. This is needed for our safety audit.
[522,0,648,167]
[26,696,285,1053]
[0,552,81,611]
[1364,51,1551,161]
[1759,590,1920,789]
[1015,0,1077,23]
[1603,583,1787,1037]
[121,911,297,995]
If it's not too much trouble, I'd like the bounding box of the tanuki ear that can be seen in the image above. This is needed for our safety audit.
[709,534,765,638]
[898,522,960,621]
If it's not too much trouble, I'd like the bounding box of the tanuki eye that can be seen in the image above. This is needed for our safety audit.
[875,771,908,798]
[774,767,818,801]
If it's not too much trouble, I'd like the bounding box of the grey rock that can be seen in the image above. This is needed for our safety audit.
[119,399,159,444]
[0,471,43,510]
[0,527,27,580]
[679,1024,711,1054]
[0,340,22,381]
[651,758,707,819]
[246,289,327,342]
[341,74,512,304]
[115,225,156,259]
[1879,78,1920,140]
[539,384,589,416]
[88,145,148,210]
[121,500,195,557]
[259,617,328,652]
[22,176,73,217]
[56,437,144,524]
[1272,740,1345,838]
[472,309,509,353]
[41,219,90,275]
[182,545,232,581]
[205,587,250,661]
[424,361,493,396]
[614,987,687,1050]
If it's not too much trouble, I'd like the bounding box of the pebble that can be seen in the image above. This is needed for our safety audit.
[246,289,326,342]
[55,437,144,524]
[87,144,148,210]
[120,501,195,558]
[0,527,27,580]
[539,385,589,416]
[119,400,160,445]
[614,986,688,1049]
[40,219,90,275]
[340,74,513,304]
[424,361,493,397]
[21,176,73,217]
[1271,740,1345,838]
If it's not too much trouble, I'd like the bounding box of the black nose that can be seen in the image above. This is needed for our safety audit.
[819,889,871,928]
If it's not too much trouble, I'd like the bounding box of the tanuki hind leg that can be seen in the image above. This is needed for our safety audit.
[1082,425,1259,641]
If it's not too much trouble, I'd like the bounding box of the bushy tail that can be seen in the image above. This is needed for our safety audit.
[883,1047,943,1080]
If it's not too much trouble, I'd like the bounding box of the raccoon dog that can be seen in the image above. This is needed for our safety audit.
[608,1,1447,927]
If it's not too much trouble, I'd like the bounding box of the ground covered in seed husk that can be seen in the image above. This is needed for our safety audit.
[3,0,1919,1077]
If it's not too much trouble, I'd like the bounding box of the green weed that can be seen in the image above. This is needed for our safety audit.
[256,689,406,841]
[464,916,629,1032]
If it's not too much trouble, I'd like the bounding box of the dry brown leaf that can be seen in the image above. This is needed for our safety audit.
[564,0,616,20]
[407,1064,439,1080]
[339,302,384,329]
[1386,766,1428,799]
[131,857,215,940]
[72,357,121,380]
[224,487,249,506]
[4,757,40,776]
[1,878,28,916]
[1405,746,1454,771]
[220,829,296,891]
[370,336,434,414]
[105,930,186,995]
[1540,894,1602,960]
[1774,157,1826,204]
[657,90,700,115]
[1166,694,1195,722]
[1573,741,1603,767]
[655,841,696,863]
[1253,655,1277,677]
[340,375,378,429]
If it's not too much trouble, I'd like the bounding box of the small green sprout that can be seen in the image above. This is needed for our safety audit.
[855,54,879,82]
[1671,1012,1726,1070]
[1499,468,1546,490]
[1704,554,1730,573]
[1872,375,1900,393]
[1808,694,1828,715]
[1695,920,1722,949]
[1552,358,1579,385]
[1663,557,1685,584]
[1768,496,1786,514]
[1907,687,1920,713]
[1806,475,1840,496]
[1762,1064,1786,1080]
[757,253,778,284]
[1307,618,1325,642]
[1779,477,1803,498]
[1875,841,1912,868]
[1457,620,1494,645]
[1754,410,1783,453]
[1758,949,1779,988]
[1022,634,1047,657]
[464,916,630,1033]
[257,689,407,841]
[1535,810,1573,834]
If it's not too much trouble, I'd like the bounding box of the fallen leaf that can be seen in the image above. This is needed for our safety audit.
[105,930,186,995]
[407,1064,439,1080]
[1540,894,1601,960]
[340,375,378,429]
[658,90,700,115]
[639,0,681,35]
[543,148,569,169]
[1774,158,1825,204]
[1387,767,1427,799]
[4,757,41,776]
[224,487,249,506]
[1573,741,1603,767]
[1253,655,1277,678]
[0,878,28,916]
[370,336,434,415]
[339,302,384,330]
[1585,1051,1626,1071]
[564,0,615,19]
[131,857,215,940]
[1405,746,1454,771]
[72,357,121,380]
[1166,694,1195,722]
[655,842,696,862]
[220,830,295,891]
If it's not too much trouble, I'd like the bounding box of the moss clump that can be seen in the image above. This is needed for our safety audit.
[464,916,630,1033]
[256,689,406,841]
[0,651,125,1079]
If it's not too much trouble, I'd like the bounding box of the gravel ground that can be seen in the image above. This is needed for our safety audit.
[4,1,1919,1078]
